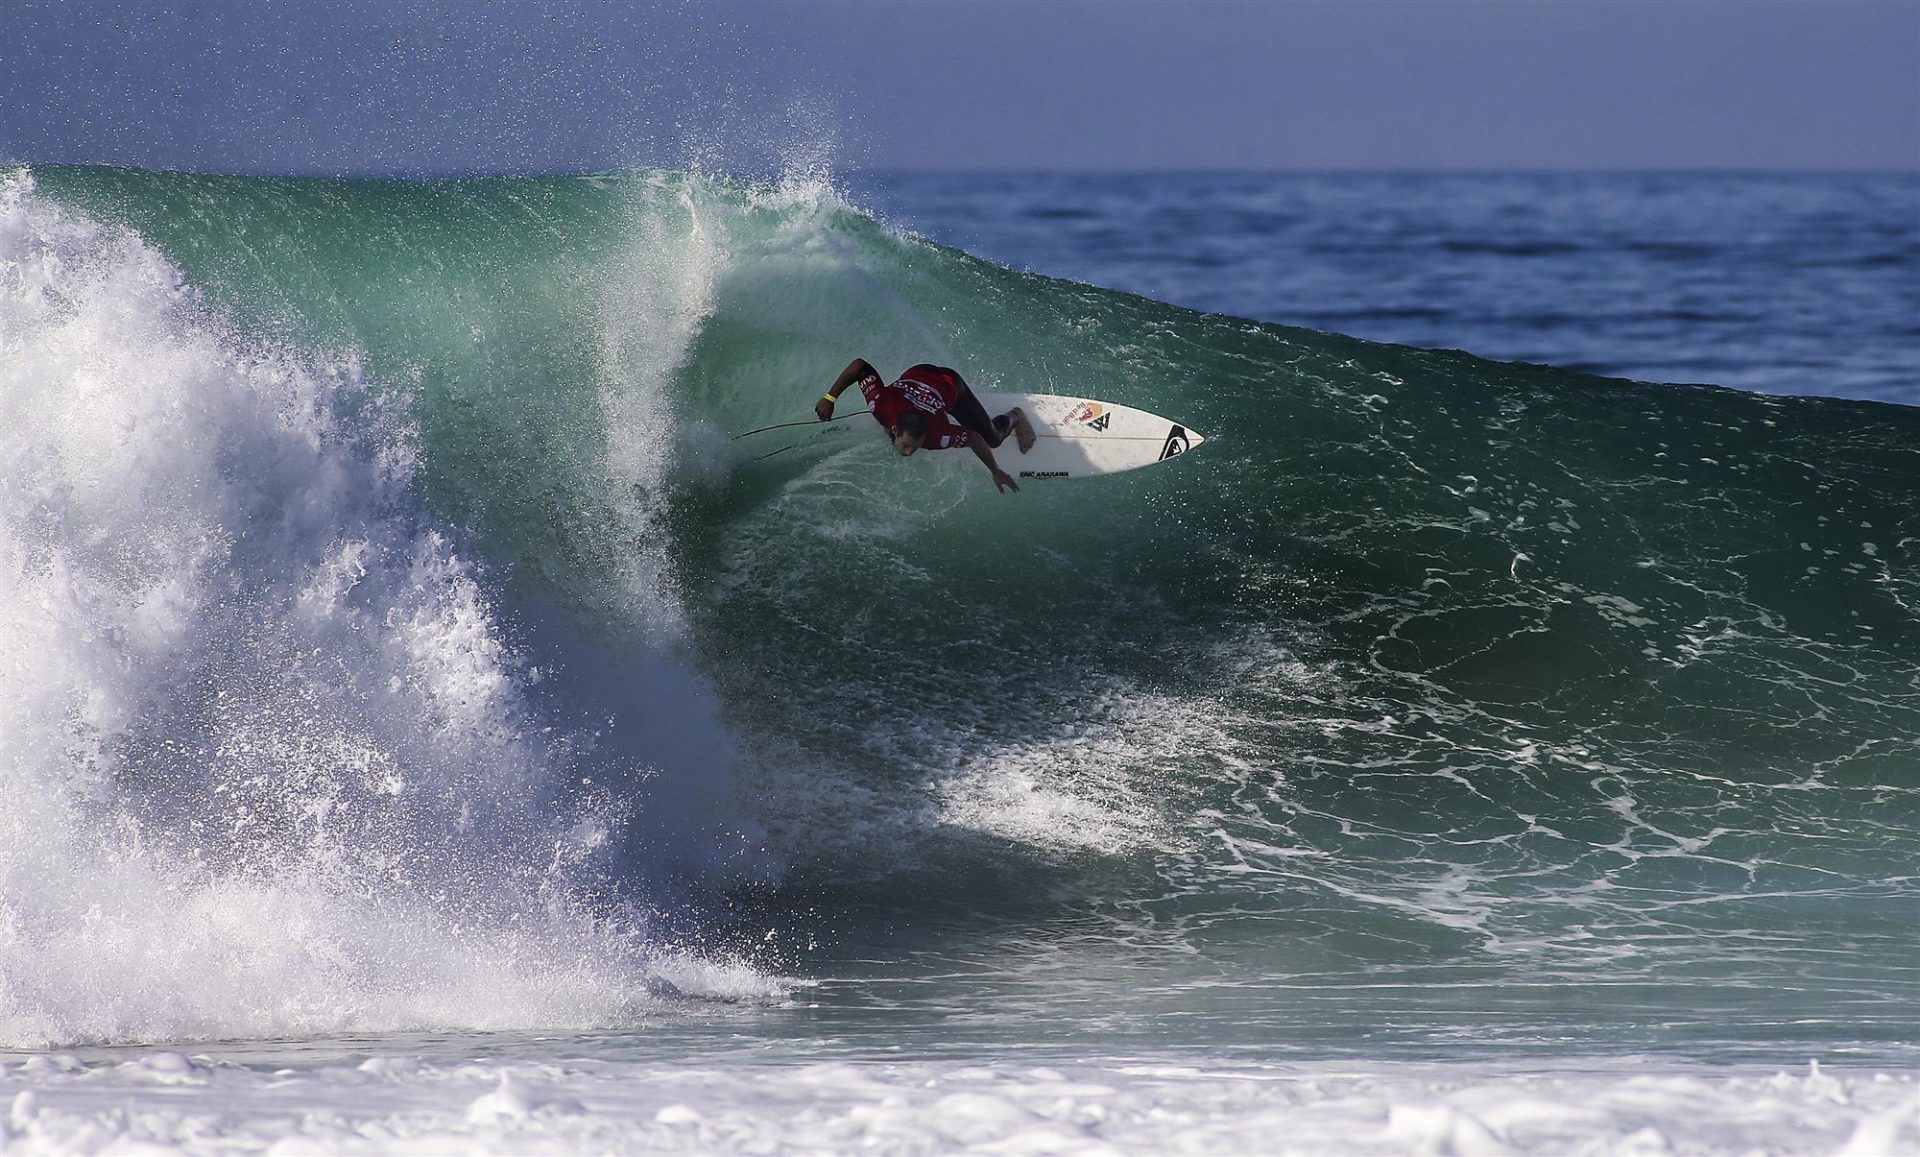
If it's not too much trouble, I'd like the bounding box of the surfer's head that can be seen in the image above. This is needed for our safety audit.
[890,411,927,456]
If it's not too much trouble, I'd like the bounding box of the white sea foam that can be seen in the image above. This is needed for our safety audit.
[0,172,778,1050]
[1,1050,1911,1156]
[930,686,1202,856]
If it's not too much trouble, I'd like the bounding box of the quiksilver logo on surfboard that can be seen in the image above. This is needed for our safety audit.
[1159,425,1190,461]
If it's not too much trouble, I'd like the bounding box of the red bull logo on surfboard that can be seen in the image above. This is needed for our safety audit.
[1066,401,1112,431]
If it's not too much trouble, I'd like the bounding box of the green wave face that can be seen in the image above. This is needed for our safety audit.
[20,165,1920,1057]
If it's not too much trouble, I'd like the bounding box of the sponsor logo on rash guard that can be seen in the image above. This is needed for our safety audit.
[897,377,948,414]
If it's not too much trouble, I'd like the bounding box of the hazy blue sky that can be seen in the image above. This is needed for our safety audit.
[2,0,1914,174]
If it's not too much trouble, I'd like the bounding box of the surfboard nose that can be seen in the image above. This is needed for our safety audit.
[1159,423,1200,461]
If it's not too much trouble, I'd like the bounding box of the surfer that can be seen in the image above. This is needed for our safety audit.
[815,359,1036,493]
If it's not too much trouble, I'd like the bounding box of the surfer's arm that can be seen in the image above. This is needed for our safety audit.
[817,358,879,421]
[969,438,1018,493]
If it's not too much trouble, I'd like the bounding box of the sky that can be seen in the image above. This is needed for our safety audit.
[0,0,1914,174]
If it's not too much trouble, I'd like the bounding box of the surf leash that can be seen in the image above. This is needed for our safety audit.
[730,410,870,441]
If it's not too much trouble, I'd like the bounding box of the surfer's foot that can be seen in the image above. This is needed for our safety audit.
[990,412,1020,448]
[1008,407,1036,453]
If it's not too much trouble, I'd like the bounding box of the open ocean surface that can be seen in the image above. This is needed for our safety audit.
[2,167,1917,1153]
[859,172,1919,405]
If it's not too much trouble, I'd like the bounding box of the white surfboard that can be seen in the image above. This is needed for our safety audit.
[974,393,1204,481]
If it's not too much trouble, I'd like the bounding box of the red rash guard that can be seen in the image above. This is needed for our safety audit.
[859,364,973,449]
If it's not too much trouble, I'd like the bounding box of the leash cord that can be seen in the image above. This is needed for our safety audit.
[730,410,870,441]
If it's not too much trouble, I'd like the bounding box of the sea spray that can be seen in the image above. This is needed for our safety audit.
[0,171,778,1049]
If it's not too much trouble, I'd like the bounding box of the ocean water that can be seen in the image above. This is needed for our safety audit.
[856,172,1920,406]
[1,165,1916,1154]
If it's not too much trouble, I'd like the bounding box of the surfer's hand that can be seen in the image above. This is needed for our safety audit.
[993,469,1019,494]
[815,396,836,422]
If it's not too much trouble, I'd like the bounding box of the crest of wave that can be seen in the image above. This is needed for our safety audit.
[0,172,775,1050]
[593,164,880,636]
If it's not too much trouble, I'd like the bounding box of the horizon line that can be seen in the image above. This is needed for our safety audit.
[7,158,1918,181]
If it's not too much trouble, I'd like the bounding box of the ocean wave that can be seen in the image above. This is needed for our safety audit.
[5,164,1917,1050]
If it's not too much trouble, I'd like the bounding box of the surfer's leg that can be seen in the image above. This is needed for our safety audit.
[989,409,1036,453]
[1006,407,1036,453]
[949,384,1006,448]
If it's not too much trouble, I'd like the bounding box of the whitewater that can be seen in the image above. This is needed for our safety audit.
[0,165,1916,1154]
